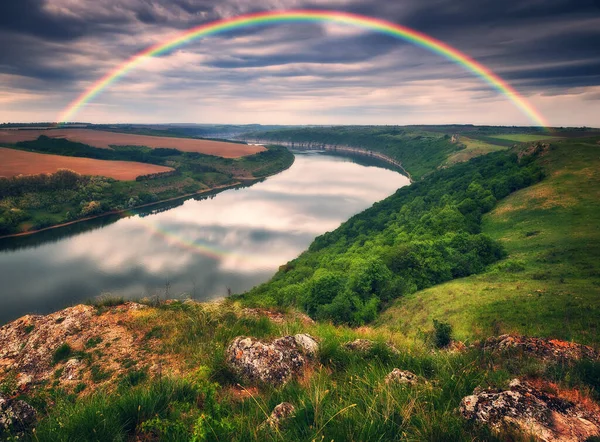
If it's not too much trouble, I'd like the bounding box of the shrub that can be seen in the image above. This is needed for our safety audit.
[52,343,72,364]
[432,319,453,348]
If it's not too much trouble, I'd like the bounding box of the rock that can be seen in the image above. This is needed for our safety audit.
[226,335,318,386]
[293,334,319,357]
[0,394,36,436]
[16,373,33,389]
[344,339,399,354]
[459,378,600,441]
[344,339,374,352]
[262,402,296,430]
[384,368,421,385]
[0,302,174,396]
[482,335,599,362]
[61,358,82,381]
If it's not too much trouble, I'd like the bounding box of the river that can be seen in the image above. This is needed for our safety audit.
[0,151,410,324]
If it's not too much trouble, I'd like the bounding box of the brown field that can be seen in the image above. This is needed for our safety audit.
[0,147,174,180]
[0,129,264,158]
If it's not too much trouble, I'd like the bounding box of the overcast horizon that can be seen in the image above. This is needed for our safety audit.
[2,0,599,127]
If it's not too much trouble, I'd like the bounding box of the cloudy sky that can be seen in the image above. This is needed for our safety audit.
[1,0,599,126]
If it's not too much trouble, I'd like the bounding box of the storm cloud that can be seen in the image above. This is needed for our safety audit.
[1,0,599,125]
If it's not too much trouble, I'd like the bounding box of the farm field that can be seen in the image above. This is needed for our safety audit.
[488,133,560,142]
[0,129,264,158]
[0,147,174,180]
[445,136,508,164]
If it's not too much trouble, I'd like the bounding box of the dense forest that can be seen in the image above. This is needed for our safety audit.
[240,148,545,324]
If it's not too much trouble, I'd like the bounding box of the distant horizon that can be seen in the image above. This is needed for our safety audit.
[1,122,599,130]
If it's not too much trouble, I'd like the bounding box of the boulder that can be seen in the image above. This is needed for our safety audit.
[344,339,399,354]
[294,334,319,357]
[460,379,600,442]
[226,335,319,386]
[482,335,599,362]
[262,402,296,430]
[384,368,421,385]
[0,394,36,436]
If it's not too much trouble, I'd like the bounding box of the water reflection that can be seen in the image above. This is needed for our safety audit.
[0,151,409,324]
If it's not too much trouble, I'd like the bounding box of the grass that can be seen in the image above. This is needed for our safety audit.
[25,302,600,441]
[378,137,600,345]
[445,136,508,165]
[488,133,561,143]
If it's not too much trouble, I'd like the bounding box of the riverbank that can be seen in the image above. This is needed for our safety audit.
[0,182,243,240]
[0,144,295,238]
[244,139,414,182]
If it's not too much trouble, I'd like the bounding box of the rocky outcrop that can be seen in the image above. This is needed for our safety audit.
[262,402,296,430]
[344,339,399,354]
[518,142,550,160]
[226,334,319,386]
[0,394,36,436]
[384,368,422,385]
[460,379,600,442]
[0,302,174,393]
[482,335,599,362]
[241,139,413,181]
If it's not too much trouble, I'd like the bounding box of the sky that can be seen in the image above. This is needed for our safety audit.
[1,0,599,127]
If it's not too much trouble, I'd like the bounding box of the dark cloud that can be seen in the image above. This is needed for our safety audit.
[0,0,598,124]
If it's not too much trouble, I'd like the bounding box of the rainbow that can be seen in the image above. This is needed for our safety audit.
[58,9,549,127]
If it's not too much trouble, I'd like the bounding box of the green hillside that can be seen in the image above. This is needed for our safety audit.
[378,136,600,345]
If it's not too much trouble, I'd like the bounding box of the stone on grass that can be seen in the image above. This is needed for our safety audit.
[0,394,36,436]
[226,335,319,386]
[459,378,600,442]
[262,402,296,430]
[384,368,421,385]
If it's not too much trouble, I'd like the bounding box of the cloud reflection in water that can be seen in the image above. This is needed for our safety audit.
[0,152,409,323]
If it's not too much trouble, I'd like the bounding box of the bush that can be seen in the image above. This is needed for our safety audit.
[52,343,72,364]
[432,320,453,348]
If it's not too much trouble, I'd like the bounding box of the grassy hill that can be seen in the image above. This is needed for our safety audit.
[378,136,600,345]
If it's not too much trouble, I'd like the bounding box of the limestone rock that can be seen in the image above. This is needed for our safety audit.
[0,394,36,436]
[344,339,399,354]
[0,302,174,395]
[384,368,421,385]
[262,402,296,430]
[482,335,599,362]
[293,334,319,357]
[226,335,318,386]
[460,378,600,441]
[344,339,374,352]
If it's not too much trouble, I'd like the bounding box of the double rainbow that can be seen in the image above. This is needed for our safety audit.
[58,9,548,127]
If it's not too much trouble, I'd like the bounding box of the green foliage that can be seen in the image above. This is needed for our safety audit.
[241,150,543,325]
[33,378,200,441]
[432,319,453,348]
[52,343,72,365]
[87,294,126,308]
[119,369,148,388]
[84,336,102,349]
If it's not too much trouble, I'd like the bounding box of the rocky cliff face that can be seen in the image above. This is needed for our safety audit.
[242,139,413,181]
